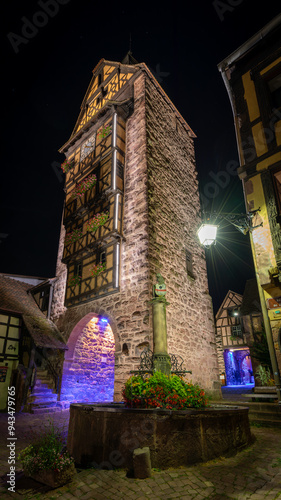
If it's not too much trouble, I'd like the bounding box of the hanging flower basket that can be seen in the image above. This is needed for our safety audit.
[65,228,83,246]
[97,124,112,139]
[71,174,97,199]
[61,159,75,173]
[91,262,106,277]
[68,275,82,287]
[85,212,109,233]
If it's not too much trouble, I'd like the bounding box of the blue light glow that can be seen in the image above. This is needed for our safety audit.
[60,316,114,405]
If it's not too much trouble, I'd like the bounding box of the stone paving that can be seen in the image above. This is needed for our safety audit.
[0,409,280,499]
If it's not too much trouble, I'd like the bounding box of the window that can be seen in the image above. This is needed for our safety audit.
[267,72,281,110]
[185,249,195,280]
[0,313,21,360]
[99,250,106,265]
[74,261,82,277]
[40,288,50,313]
[231,325,243,338]
[98,72,103,87]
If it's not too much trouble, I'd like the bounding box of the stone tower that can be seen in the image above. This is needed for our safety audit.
[51,56,220,404]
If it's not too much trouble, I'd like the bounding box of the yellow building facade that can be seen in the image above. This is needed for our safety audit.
[218,14,281,390]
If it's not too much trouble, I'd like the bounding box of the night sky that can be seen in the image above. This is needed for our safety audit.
[2,1,281,313]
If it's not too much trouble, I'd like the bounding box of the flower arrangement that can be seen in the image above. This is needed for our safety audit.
[61,159,74,173]
[18,420,74,476]
[71,174,97,199]
[91,262,106,277]
[68,275,82,287]
[85,212,109,233]
[97,124,112,139]
[122,372,209,410]
[65,228,83,246]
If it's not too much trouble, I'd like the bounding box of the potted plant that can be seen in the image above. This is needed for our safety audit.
[68,275,82,287]
[86,212,109,233]
[61,159,74,173]
[91,262,106,277]
[18,420,76,488]
[97,124,112,139]
[71,174,97,199]
[255,364,275,386]
[65,228,83,246]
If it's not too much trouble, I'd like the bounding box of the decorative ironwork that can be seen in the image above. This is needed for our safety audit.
[131,348,191,376]
[139,348,154,371]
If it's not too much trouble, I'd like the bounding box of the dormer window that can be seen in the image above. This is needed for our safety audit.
[98,72,103,87]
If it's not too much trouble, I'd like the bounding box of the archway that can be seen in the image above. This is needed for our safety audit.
[60,314,115,404]
[224,348,254,386]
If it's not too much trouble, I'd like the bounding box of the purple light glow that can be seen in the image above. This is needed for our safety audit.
[60,315,115,404]
[224,349,254,386]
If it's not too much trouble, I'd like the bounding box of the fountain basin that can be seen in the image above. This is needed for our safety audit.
[67,403,253,469]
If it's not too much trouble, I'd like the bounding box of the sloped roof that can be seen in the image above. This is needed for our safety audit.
[215,290,243,320]
[60,57,196,153]
[0,276,67,350]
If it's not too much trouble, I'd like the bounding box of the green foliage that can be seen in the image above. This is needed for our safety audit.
[255,364,275,386]
[18,419,74,474]
[122,371,209,410]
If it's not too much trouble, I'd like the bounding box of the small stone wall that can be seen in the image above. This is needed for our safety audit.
[67,403,252,469]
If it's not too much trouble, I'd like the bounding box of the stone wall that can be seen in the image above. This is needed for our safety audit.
[52,69,220,402]
[215,329,225,377]
[60,318,115,402]
[145,75,220,393]
[51,221,67,321]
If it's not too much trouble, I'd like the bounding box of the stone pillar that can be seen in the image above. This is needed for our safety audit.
[151,274,171,376]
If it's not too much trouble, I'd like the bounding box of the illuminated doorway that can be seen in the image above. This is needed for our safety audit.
[224,348,254,386]
[60,314,115,404]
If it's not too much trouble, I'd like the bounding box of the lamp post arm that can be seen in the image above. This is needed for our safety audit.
[203,209,262,235]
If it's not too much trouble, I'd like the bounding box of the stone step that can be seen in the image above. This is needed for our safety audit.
[249,409,281,419]
[31,401,58,408]
[36,369,49,376]
[249,417,281,428]
[217,399,281,412]
[30,388,57,396]
[31,397,58,404]
[34,378,55,385]
[31,406,60,414]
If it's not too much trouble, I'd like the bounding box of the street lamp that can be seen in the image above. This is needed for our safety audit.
[198,208,281,401]
[197,209,262,248]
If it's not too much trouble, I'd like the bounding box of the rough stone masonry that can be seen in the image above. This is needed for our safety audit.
[51,63,221,403]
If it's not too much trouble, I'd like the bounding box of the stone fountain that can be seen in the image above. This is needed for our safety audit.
[67,274,253,469]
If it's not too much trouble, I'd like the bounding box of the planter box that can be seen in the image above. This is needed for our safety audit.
[25,463,76,488]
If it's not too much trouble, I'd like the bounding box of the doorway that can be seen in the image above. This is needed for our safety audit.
[224,348,254,386]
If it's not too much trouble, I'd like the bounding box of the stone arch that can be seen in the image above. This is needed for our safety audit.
[60,313,115,404]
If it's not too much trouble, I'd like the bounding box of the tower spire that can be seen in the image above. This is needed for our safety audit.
[122,33,138,65]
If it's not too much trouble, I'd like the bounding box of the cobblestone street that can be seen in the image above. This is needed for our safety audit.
[0,410,280,499]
